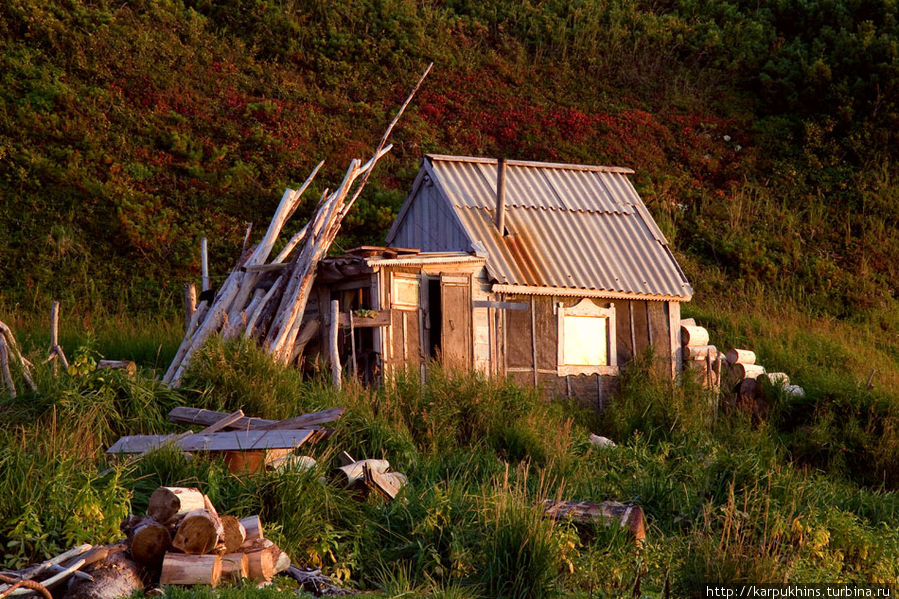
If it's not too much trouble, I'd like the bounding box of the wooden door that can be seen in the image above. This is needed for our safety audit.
[440,274,472,369]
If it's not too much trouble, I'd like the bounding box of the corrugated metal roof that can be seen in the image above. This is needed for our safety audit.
[418,155,692,301]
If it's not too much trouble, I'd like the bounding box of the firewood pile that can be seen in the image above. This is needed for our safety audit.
[161,65,431,389]
[680,318,805,414]
[0,487,354,599]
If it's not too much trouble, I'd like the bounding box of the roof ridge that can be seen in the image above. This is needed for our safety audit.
[426,154,634,174]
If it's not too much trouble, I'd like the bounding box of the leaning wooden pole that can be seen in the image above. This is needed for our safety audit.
[329,300,341,389]
[50,300,60,375]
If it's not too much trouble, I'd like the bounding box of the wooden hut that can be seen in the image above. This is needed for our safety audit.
[306,155,692,401]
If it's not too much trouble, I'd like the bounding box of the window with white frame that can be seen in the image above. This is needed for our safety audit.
[557,298,617,375]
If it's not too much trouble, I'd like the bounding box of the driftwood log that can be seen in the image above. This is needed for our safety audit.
[64,550,143,599]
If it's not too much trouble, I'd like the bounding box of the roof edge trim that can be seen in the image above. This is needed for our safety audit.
[427,154,634,175]
[492,284,692,302]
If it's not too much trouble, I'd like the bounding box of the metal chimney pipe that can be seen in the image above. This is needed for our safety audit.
[495,157,506,236]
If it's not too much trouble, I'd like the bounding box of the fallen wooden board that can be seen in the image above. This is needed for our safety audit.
[542,500,646,545]
[106,430,314,454]
[167,407,344,432]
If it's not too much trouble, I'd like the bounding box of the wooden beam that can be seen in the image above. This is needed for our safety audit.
[472,300,528,310]
[168,406,344,431]
[106,429,315,454]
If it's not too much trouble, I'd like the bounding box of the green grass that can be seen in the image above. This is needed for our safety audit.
[0,303,897,595]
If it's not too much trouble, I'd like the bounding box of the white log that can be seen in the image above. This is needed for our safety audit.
[330,300,341,389]
[243,275,284,339]
[680,325,709,347]
[725,348,756,365]
[733,363,765,380]
[685,345,717,360]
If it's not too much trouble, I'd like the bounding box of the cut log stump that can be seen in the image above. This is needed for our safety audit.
[148,487,207,524]
[159,553,222,587]
[171,509,224,555]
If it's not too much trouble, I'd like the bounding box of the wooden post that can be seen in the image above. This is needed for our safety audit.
[628,301,636,359]
[668,302,682,379]
[50,300,60,375]
[0,335,15,398]
[530,296,537,387]
[184,284,196,333]
[349,309,357,381]
[201,237,210,292]
[330,300,341,389]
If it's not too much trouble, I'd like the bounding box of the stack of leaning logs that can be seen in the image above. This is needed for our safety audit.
[161,65,431,388]
[680,318,805,398]
[125,487,288,588]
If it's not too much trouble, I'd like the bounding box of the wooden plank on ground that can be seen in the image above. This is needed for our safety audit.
[107,430,314,454]
[167,407,343,431]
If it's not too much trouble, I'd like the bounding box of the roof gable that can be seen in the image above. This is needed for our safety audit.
[388,155,692,301]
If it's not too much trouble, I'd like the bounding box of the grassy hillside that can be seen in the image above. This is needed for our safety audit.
[1,0,897,320]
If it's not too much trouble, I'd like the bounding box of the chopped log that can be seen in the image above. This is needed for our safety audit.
[64,551,143,599]
[273,549,290,575]
[220,516,246,554]
[107,429,314,454]
[684,344,717,360]
[680,325,709,347]
[148,487,208,525]
[542,500,646,546]
[238,516,263,543]
[733,363,765,380]
[244,549,273,583]
[125,517,170,566]
[171,509,224,555]
[725,348,756,365]
[220,553,248,583]
[159,553,221,587]
[764,372,790,386]
[97,360,137,375]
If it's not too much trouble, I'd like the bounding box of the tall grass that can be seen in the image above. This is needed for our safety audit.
[0,320,898,593]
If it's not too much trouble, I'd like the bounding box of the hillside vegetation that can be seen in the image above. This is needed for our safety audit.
[2,2,899,596]
[1,0,897,320]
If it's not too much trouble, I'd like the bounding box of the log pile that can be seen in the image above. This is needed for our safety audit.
[161,65,431,388]
[679,318,806,415]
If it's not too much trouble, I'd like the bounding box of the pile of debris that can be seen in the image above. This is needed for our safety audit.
[161,66,431,388]
[106,406,344,474]
[0,487,353,599]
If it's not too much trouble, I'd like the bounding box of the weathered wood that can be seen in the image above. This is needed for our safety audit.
[733,363,765,380]
[97,360,137,375]
[238,516,263,543]
[363,463,406,500]
[289,317,321,364]
[160,553,221,587]
[184,284,197,333]
[64,551,143,599]
[125,517,170,566]
[171,509,224,555]
[148,487,208,524]
[220,516,246,554]
[764,372,790,386]
[542,500,646,546]
[726,348,756,365]
[260,407,345,431]
[680,317,696,327]
[784,384,805,397]
[201,238,210,292]
[680,325,709,347]
[279,565,355,596]
[685,344,717,360]
[530,296,538,387]
[3,545,93,587]
[336,459,390,487]
[471,300,528,310]
[220,553,248,583]
[50,301,60,375]
[330,300,341,389]
[168,406,342,431]
[107,429,314,454]
[0,336,14,398]
[244,549,273,583]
